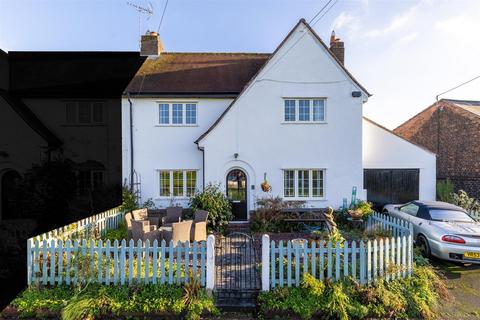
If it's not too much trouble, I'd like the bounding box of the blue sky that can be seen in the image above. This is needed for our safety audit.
[1,0,479,128]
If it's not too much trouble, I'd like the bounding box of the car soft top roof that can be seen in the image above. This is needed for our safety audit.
[411,200,466,212]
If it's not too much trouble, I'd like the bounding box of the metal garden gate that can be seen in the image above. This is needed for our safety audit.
[214,232,260,308]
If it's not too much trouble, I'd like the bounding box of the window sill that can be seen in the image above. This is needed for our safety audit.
[283,197,327,201]
[281,121,327,125]
[155,197,191,200]
[155,124,199,127]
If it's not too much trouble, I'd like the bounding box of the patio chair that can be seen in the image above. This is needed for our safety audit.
[162,207,183,227]
[131,219,161,242]
[193,209,209,223]
[132,208,160,227]
[162,220,193,245]
[124,212,134,239]
[191,221,207,242]
[190,210,209,241]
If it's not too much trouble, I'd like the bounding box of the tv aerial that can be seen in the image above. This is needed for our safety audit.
[127,1,154,46]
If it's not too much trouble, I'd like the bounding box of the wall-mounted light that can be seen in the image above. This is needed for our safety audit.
[234,153,239,159]
[351,91,361,98]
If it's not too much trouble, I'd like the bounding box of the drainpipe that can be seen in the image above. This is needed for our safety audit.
[127,93,134,192]
[196,144,205,191]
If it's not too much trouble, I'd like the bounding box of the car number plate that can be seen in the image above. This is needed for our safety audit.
[464,252,480,259]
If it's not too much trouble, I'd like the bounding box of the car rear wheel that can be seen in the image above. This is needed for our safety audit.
[416,235,431,257]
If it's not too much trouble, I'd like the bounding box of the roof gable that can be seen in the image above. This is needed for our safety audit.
[196,18,370,144]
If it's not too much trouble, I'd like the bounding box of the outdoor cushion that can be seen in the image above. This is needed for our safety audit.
[190,221,207,242]
[193,210,209,223]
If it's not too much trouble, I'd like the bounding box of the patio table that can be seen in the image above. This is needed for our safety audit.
[282,208,331,233]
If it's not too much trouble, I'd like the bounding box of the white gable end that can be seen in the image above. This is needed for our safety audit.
[199,21,366,211]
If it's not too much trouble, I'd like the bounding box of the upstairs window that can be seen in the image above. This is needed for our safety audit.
[66,101,104,125]
[158,103,197,125]
[283,98,326,123]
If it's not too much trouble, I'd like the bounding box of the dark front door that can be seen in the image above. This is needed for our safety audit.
[226,169,247,221]
[364,169,420,209]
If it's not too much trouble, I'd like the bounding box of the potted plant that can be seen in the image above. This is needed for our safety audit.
[347,200,373,220]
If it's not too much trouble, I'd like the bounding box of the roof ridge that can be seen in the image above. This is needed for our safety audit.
[441,98,480,104]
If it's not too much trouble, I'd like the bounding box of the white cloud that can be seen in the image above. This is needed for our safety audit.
[393,32,417,47]
[333,12,355,30]
[365,4,418,38]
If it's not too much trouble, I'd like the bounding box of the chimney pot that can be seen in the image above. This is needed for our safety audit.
[140,31,164,57]
[329,30,345,65]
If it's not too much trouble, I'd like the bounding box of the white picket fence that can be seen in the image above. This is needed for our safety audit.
[27,237,215,288]
[261,213,414,291]
[30,206,124,242]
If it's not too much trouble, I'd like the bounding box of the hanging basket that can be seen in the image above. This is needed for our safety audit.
[261,172,272,192]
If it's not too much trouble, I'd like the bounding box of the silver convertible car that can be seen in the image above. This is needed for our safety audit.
[383,201,480,264]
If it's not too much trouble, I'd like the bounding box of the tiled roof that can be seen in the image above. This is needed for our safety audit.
[125,52,270,96]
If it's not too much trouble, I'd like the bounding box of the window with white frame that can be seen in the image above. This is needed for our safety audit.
[283,98,326,123]
[158,170,198,197]
[158,103,197,125]
[283,169,325,198]
[66,101,105,125]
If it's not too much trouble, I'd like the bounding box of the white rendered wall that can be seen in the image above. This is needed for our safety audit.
[362,118,436,201]
[122,97,231,207]
[198,23,367,215]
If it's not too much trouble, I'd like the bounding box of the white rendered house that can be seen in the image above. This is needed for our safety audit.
[122,19,436,221]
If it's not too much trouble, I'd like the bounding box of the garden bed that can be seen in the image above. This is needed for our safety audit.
[2,283,218,320]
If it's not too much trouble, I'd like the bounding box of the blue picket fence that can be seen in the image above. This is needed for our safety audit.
[265,213,414,289]
[27,238,207,286]
[30,207,124,242]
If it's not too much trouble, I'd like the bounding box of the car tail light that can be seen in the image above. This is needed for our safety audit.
[441,235,466,244]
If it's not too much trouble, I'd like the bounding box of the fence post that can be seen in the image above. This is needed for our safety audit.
[26,239,32,286]
[206,235,215,294]
[262,234,270,291]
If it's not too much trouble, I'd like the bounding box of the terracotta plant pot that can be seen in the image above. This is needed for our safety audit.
[348,209,363,220]
[261,172,272,192]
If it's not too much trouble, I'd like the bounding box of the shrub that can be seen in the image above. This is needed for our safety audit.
[119,186,139,213]
[258,264,448,320]
[189,183,232,232]
[250,196,305,233]
[436,179,454,202]
[102,222,128,241]
[349,200,374,219]
[451,190,480,213]
[10,283,218,320]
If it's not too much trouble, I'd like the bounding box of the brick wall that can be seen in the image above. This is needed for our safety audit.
[394,101,480,198]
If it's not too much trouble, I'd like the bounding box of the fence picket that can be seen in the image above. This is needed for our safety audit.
[311,241,316,279]
[106,240,111,285]
[145,239,150,284]
[359,241,365,285]
[335,242,340,281]
[379,238,384,278]
[161,240,166,284]
[192,241,197,281]
[49,239,55,285]
[271,240,276,287]
[184,242,190,283]
[128,239,134,284]
[73,240,79,285]
[390,237,396,280]
[319,240,325,280]
[176,242,182,284]
[294,243,300,286]
[367,240,372,284]
[287,241,292,287]
[279,241,284,287]
[351,241,356,280]
[168,241,174,284]
[407,234,412,275]
[200,241,205,286]
[327,241,333,280]
[152,240,158,284]
[65,240,71,285]
[137,239,142,283]
[343,241,348,278]
[120,240,126,285]
[385,238,390,281]
[58,240,63,285]
[396,236,401,279]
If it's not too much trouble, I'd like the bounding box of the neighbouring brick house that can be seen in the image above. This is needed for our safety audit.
[394,99,480,198]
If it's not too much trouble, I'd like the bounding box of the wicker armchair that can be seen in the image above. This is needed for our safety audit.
[190,210,209,242]
[162,207,183,227]
[132,208,160,227]
[163,220,192,245]
[131,219,160,242]
[191,221,207,242]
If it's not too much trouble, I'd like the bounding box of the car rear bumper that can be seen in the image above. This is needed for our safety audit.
[429,238,480,264]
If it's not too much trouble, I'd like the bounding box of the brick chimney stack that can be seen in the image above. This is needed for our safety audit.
[329,30,345,65]
[140,31,164,57]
